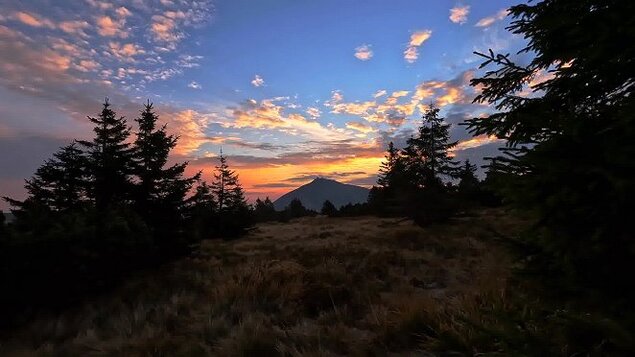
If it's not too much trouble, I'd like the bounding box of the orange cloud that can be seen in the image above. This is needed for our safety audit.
[475,9,508,27]
[436,86,463,106]
[108,42,145,61]
[404,30,431,63]
[346,121,374,134]
[59,20,90,37]
[449,5,470,24]
[231,99,350,141]
[14,11,55,28]
[409,30,432,47]
[453,135,501,151]
[97,16,128,38]
[354,44,373,61]
[169,109,212,156]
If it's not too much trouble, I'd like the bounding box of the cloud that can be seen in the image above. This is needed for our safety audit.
[230,99,350,141]
[346,121,374,134]
[59,20,91,37]
[96,16,128,38]
[475,9,508,27]
[13,11,55,29]
[453,135,502,151]
[354,44,373,61]
[251,74,265,87]
[404,29,432,63]
[409,30,433,47]
[449,5,470,24]
[306,107,321,119]
[149,4,213,50]
[85,0,114,11]
[169,109,214,156]
[188,81,201,89]
[373,89,387,98]
[107,41,145,61]
[151,13,183,47]
[115,6,132,18]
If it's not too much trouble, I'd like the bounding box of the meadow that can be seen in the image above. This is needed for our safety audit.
[0,209,554,355]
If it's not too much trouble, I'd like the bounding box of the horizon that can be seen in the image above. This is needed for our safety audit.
[0,0,526,210]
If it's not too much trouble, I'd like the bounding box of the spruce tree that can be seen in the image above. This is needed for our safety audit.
[377,141,400,189]
[211,152,247,212]
[464,0,635,291]
[403,106,458,189]
[11,143,88,212]
[79,99,134,210]
[185,178,217,239]
[254,197,276,222]
[132,101,198,228]
[457,160,479,196]
[210,152,251,236]
[321,200,337,217]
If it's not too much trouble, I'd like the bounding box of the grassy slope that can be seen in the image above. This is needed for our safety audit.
[2,209,620,356]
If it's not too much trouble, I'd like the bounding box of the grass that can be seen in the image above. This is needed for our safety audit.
[0,208,632,356]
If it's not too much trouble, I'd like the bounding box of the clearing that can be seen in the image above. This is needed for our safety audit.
[1,209,526,355]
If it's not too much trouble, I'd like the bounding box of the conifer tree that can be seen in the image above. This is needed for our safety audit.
[457,160,479,196]
[10,143,88,211]
[464,0,635,290]
[403,106,458,189]
[377,142,406,189]
[132,101,198,227]
[210,151,251,236]
[285,198,309,219]
[321,200,337,217]
[254,197,276,222]
[79,99,134,210]
[211,151,247,212]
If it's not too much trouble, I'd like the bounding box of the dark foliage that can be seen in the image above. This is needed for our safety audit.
[370,106,462,223]
[0,100,253,329]
[210,152,253,237]
[132,101,198,248]
[464,0,635,295]
[278,198,316,221]
[78,99,135,211]
[320,200,338,217]
[253,197,277,222]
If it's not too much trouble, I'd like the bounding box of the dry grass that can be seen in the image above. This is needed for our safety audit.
[0,208,531,356]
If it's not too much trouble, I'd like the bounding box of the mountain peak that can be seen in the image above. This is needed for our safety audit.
[273,178,369,211]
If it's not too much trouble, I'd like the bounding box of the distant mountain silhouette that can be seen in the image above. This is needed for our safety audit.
[273,177,370,211]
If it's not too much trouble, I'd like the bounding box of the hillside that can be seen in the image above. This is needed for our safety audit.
[0,209,539,355]
[273,177,369,211]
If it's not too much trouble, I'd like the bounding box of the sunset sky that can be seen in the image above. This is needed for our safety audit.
[0,0,530,209]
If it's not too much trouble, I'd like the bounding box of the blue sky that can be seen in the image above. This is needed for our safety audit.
[0,0,529,208]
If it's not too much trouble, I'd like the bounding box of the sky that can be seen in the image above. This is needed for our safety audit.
[0,0,531,209]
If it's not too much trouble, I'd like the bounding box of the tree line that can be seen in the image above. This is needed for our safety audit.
[366,0,634,305]
[367,106,498,225]
[0,100,251,326]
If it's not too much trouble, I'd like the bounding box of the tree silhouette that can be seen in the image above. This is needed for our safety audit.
[18,143,88,212]
[286,198,310,219]
[254,197,276,222]
[132,101,198,232]
[457,160,479,197]
[210,152,251,236]
[403,106,458,189]
[377,142,404,189]
[321,200,337,217]
[464,0,635,291]
[79,99,134,210]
